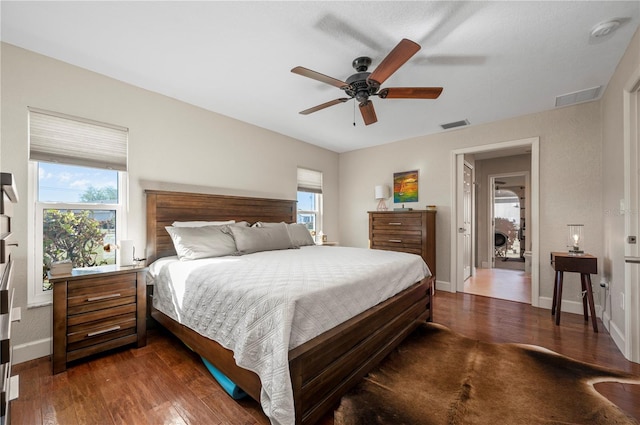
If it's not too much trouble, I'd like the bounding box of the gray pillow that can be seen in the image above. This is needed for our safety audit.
[165,225,237,260]
[255,222,316,247]
[230,222,295,254]
[287,223,316,247]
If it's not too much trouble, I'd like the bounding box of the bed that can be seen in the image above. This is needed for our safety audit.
[145,190,434,425]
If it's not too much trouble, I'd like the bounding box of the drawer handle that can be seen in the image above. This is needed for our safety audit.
[86,293,121,302]
[87,325,121,337]
[389,239,402,243]
[388,222,402,225]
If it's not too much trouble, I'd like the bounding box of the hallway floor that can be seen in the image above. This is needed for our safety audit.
[464,267,531,304]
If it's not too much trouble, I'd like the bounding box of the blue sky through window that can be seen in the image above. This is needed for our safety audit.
[38,162,118,203]
[297,191,315,211]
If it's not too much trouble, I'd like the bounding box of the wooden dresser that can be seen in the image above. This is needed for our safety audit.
[50,265,147,374]
[1,173,19,425]
[368,210,436,278]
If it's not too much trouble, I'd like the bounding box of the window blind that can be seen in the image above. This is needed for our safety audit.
[297,167,323,194]
[28,107,128,171]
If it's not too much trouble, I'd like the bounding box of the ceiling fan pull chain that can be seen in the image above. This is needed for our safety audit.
[353,101,356,126]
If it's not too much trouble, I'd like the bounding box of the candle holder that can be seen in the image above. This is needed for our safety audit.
[567,224,584,255]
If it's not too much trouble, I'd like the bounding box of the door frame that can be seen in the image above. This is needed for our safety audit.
[623,64,640,363]
[463,161,474,280]
[450,137,540,307]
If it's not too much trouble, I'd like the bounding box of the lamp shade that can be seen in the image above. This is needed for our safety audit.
[374,185,390,200]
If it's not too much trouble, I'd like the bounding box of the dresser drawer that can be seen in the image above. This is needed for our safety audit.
[0,362,8,420]
[0,260,13,315]
[371,232,422,247]
[370,213,424,230]
[371,245,423,257]
[0,234,17,265]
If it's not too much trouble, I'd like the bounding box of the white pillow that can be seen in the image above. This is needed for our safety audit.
[172,220,235,227]
[165,225,237,260]
[229,223,295,254]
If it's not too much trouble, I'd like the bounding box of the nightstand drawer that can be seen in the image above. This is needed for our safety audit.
[68,312,137,350]
[67,275,137,315]
[67,303,136,327]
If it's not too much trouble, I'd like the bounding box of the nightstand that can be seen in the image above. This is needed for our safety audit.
[50,264,147,374]
[550,252,598,332]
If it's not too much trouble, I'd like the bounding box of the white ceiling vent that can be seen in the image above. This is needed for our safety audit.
[441,119,470,130]
[555,86,602,107]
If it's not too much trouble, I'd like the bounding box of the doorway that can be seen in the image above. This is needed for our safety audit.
[491,173,527,271]
[451,137,540,307]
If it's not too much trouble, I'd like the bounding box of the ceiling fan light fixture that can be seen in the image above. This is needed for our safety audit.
[590,19,621,38]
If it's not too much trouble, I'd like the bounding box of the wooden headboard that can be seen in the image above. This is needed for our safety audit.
[145,190,297,263]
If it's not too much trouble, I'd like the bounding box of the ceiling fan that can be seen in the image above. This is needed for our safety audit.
[291,38,443,126]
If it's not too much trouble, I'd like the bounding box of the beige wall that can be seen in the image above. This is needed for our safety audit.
[601,27,640,339]
[339,101,603,301]
[0,43,339,353]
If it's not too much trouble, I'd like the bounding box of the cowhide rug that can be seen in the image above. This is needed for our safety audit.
[334,323,640,425]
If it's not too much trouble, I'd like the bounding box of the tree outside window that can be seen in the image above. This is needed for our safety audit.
[38,162,120,291]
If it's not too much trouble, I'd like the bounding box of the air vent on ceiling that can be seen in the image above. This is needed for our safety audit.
[555,86,602,107]
[441,119,470,130]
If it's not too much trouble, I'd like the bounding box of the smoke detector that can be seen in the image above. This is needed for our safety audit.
[590,20,621,38]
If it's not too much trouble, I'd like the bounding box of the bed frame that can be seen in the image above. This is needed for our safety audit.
[145,190,433,424]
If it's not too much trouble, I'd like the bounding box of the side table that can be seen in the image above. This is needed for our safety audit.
[550,252,598,332]
[50,264,147,373]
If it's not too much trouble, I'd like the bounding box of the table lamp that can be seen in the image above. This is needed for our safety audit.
[567,224,584,255]
[375,185,390,211]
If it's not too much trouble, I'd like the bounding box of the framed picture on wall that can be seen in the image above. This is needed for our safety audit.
[393,170,419,203]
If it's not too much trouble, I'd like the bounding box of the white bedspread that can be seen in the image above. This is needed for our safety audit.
[149,246,430,425]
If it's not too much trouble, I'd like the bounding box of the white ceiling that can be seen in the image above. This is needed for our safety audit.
[2,1,639,153]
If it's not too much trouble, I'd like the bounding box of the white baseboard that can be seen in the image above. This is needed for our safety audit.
[608,320,626,354]
[12,337,51,365]
[538,296,603,317]
[601,310,611,332]
[435,280,452,293]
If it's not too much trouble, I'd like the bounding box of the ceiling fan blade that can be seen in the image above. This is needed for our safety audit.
[379,87,443,99]
[367,39,421,86]
[291,66,349,89]
[359,100,378,125]
[299,98,349,115]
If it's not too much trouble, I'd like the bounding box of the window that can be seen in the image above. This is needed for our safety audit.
[297,168,322,239]
[28,108,128,306]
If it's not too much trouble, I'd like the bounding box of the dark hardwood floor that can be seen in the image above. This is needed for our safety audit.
[11,291,640,424]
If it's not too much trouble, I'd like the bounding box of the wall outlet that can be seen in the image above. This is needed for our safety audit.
[620,292,625,310]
